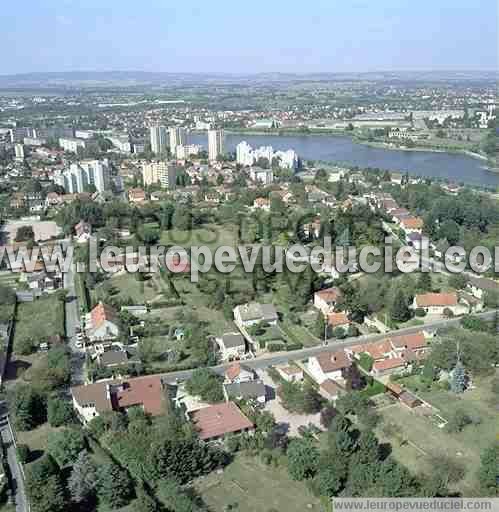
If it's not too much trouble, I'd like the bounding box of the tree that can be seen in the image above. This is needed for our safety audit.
[320,405,337,429]
[140,225,160,245]
[430,455,465,488]
[417,272,432,292]
[445,409,471,433]
[278,381,323,414]
[421,359,436,386]
[0,285,16,306]
[356,430,379,465]
[47,428,86,467]
[97,462,134,508]
[17,444,30,464]
[448,274,468,290]
[25,454,67,512]
[15,225,35,242]
[315,461,346,497]
[47,396,74,427]
[134,482,160,512]
[358,353,374,372]
[287,438,319,480]
[389,290,411,323]
[185,368,224,403]
[478,444,499,496]
[153,437,226,484]
[10,384,46,431]
[157,478,201,512]
[460,315,488,332]
[438,220,460,245]
[68,450,97,504]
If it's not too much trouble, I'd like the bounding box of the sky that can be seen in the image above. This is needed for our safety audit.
[1,0,497,74]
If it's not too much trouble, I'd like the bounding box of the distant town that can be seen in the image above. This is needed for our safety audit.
[0,71,496,512]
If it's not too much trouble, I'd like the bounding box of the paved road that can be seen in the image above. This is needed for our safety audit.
[383,223,498,284]
[0,404,28,512]
[62,243,85,385]
[160,309,498,384]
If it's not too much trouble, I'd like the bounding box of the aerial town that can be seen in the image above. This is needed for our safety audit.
[0,4,497,512]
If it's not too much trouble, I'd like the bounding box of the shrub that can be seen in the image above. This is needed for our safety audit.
[17,444,30,464]
[358,353,374,372]
[286,342,303,351]
[443,308,454,318]
[267,343,285,352]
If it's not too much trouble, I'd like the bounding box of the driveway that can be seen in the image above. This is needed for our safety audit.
[256,369,323,437]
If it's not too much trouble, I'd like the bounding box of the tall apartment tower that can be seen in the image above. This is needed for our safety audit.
[55,159,110,194]
[142,161,177,189]
[169,127,186,155]
[208,129,224,162]
[14,144,25,162]
[150,125,168,155]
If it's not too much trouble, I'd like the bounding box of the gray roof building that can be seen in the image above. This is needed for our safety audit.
[224,380,266,402]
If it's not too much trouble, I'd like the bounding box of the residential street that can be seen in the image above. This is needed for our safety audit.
[160,308,498,384]
[63,243,85,385]
[0,403,27,512]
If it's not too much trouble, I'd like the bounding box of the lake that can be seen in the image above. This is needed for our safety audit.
[189,133,498,188]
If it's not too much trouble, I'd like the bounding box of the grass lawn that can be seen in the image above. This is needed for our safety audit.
[0,304,14,325]
[194,455,321,512]
[109,273,165,303]
[160,224,238,251]
[282,321,319,348]
[17,422,63,456]
[0,271,19,289]
[13,295,65,353]
[376,373,498,495]
[172,277,235,336]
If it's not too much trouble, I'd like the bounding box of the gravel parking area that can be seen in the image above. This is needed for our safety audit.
[256,369,323,437]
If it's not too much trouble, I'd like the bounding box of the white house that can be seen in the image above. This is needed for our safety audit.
[307,350,352,384]
[467,276,499,301]
[224,363,255,384]
[85,302,120,342]
[400,217,424,235]
[313,287,343,315]
[71,375,166,424]
[216,333,246,361]
[233,303,278,328]
[413,292,468,316]
[276,365,304,382]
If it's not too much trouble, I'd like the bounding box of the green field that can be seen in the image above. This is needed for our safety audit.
[13,295,65,353]
[109,273,164,303]
[17,422,63,453]
[194,455,322,512]
[160,224,238,251]
[376,373,498,495]
[0,271,19,290]
[172,276,236,336]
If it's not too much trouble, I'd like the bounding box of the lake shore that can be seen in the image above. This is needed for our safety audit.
[223,129,491,165]
[189,132,499,188]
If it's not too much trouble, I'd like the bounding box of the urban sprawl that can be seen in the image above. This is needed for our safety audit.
[0,73,496,512]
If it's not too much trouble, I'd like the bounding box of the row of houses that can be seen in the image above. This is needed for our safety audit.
[71,368,257,443]
[304,330,431,400]
[369,192,424,235]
